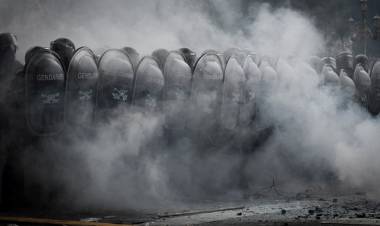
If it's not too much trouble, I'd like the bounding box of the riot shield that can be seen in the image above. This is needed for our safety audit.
[224,48,246,67]
[122,46,140,70]
[163,51,192,102]
[201,49,225,68]
[25,49,65,135]
[221,56,245,130]
[322,65,339,86]
[260,60,278,85]
[152,49,169,71]
[65,47,98,126]
[97,49,134,115]
[241,56,261,124]
[132,56,164,112]
[244,56,262,83]
[162,51,192,141]
[191,52,224,125]
[244,51,260,65]
[339,69,356,97]
[368,60,380,115]
[353,64,371,104]
[189,52,224,149]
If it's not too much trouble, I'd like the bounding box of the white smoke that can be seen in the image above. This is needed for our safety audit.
[3,0,380,212]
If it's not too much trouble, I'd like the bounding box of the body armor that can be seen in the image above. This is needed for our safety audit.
[336,51,354,79]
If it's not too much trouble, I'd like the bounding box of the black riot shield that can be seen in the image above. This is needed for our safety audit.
[368,60,380,115]
[65,47,98,126]
[132,56,164,112]
[25,49,66,135]
[97,49,134,116]
[221,56,246,130]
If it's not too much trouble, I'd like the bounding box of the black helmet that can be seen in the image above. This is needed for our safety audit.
[0,33,17,50]
[122,46,140,69]
[354,54,369,72]
[50,37,75,70]
[178,48,196,69]
[152,48,169,71]
[0,33,18,80]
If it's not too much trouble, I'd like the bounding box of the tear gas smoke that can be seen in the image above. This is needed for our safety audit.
[2,0,380,211]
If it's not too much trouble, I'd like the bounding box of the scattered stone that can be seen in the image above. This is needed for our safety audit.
[333,198,338,203]
[308,209,315,215]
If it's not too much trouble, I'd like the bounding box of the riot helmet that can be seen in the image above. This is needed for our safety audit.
[178,48,196,70]
[50,38,75,71]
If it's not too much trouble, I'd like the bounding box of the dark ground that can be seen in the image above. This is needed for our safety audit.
[1,190,380,225]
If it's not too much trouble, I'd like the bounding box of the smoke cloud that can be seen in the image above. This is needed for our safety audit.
[2,0,380,213]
